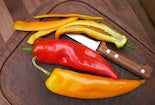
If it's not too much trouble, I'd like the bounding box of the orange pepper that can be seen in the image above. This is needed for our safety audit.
[13,17,78,31]
[32,57,145,99]
[34,13,103,22]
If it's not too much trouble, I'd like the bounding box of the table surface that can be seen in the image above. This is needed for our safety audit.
[0,0,155,105]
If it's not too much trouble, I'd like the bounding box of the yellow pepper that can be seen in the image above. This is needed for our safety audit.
[55,20,127,48]
[34,13,103,22]
[13,17,78,31]
[32,57,145,99]
[27,28,56,44]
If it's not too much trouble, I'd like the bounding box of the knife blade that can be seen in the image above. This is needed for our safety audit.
[66,33,101,51]
[66,33,152,79]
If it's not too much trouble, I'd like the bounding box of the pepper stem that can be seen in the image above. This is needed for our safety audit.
[22,47,32,52]
[124,41,135,50]
[32,56,51,77]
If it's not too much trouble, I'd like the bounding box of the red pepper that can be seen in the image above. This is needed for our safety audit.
[33,38,118,79]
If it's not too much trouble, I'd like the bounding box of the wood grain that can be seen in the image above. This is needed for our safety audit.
[101,0,155,53]
[0,0,33,67]
[128,0,155,45]
[0,0,155,105]
[0,92,11,105]
[0,0,14,42]
[0,33,5,51]
[141,0,155,23]
[22,0,41,14]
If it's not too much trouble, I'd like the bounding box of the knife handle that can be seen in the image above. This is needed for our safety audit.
[97,42,153,79]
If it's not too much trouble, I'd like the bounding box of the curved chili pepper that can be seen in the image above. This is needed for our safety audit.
[34,13,103,22]
[55,20,127,48]
[13,17,78,31]
[33,38,118,79]
[27,28,56,44]
[32,57,145,99]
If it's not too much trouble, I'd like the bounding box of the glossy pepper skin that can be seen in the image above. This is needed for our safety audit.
[55,20,127,48]
[33,38,118,79]
[34,13,103,22]
[46,68,145,99]
[13,17,78,31]
[27,28,56,44]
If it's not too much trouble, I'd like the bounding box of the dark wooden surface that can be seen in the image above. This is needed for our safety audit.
[141,0,155,23]
[0,0,155,105]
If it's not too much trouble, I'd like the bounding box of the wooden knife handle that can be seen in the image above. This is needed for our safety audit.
[97,42,153,79]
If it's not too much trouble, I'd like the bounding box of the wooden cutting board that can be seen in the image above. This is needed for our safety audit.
[0,0,155,105]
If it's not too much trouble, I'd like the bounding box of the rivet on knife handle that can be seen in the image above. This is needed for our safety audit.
[97,42,153,79]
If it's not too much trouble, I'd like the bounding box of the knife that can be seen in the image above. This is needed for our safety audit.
[66,33,152,79]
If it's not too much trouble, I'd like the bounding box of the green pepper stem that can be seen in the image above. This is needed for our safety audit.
[32,56,51,77]
[22,47,32,52]
[124,41,135,50]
